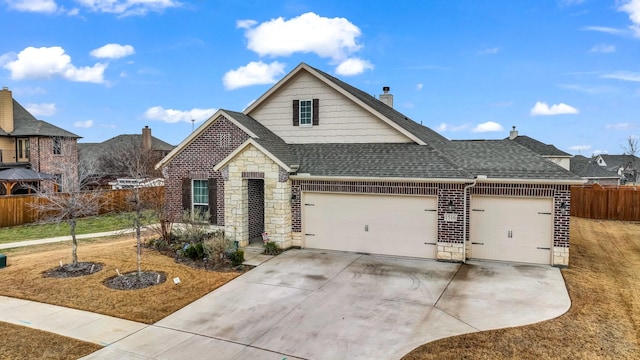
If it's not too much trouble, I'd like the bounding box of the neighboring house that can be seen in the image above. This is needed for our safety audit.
[78,126,174,187]
[156,63,584,267]
[0,87,80,194]
[507,127,572,171]
[594,154,639,184]
[570,155,621,185]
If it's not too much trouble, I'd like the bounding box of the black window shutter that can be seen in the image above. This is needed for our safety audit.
[312,98,319,126]
[182,178,191,212]
[208,178,217,224]
[292,100,299,126]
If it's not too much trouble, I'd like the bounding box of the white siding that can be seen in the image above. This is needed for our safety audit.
[248,71,412,144]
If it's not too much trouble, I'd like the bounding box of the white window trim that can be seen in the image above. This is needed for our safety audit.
[299,99,313,127]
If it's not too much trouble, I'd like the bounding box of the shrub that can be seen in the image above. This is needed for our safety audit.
[263,241,282,255]
[227,249,245,267]
[182,242,205,260]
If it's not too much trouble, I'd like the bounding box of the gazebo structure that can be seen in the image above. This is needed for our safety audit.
[0,168,54,195]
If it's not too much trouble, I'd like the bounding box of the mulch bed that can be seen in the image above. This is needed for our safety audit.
[103,271,167,290]
[43,262,104,278]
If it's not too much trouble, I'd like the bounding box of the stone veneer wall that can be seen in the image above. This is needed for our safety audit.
[223,144,291,248]
[163,116,249,224]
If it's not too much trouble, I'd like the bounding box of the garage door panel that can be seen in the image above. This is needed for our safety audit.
[303,193,437,259]
[470,196,553,265]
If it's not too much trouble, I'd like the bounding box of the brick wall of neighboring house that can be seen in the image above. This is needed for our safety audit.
[37,137,79,192]
[163,116,249,224]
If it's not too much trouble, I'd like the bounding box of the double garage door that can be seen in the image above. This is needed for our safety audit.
[470,196,553,265]
[302,193,554,265]
[303,193,438,259]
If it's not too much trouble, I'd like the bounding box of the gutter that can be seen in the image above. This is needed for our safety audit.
[289,174,469,184]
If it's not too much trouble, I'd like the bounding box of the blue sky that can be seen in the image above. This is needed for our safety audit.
[1,0,639,156]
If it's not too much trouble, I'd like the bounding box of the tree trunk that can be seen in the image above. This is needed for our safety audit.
[70,219,78,265]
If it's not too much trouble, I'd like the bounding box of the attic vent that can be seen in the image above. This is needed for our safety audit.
[219,132,230,148]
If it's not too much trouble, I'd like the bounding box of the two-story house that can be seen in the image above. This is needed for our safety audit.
[156,63,584,267]
[0,87,80,194]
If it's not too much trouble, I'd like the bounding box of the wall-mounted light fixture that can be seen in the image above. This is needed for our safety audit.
[560,202,567,210]
[447,200,454,212]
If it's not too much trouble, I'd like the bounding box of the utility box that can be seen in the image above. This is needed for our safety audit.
[0,254,6,269]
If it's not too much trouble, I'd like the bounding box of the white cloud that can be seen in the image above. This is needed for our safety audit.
[581,26,626,35]
[569,145,591,152]
[559,0,585,6]
[25,103,56,116]
[75,0,181,16]
[236,19,257,29]
[558,84,614,94]
[90,44,135,59]
[416,83,424,91]
[605,123,631,130]
[436,123,471,132]
[619,0,640,37]
[143,106,216,124]
[74,119,94,128]
[530,101,579,116]
[589,43,616,53]
[335,58,373,76]
[472,121,504,133]
[592,149,607,155]
[241,12,363,61]
[222,61,285,90]
[602,71,640,82]
[3,46,107,83]
[5,0,57,13]
[478,47,500,55]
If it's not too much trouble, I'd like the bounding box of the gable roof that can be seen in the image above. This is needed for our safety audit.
[0,100,80,138]
[509,135,570,157]
[79,133,174,166]
[158,63,585,184]
[570,155,620,179]
[596,154,639,169]
[244,63,446,146]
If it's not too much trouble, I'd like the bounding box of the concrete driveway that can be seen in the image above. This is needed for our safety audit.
[82,249,570,360]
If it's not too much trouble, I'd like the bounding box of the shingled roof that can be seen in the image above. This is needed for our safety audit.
[288,143,469,179]
[1,100,80,138]
[570,155,620,179]
[509,135,570,157]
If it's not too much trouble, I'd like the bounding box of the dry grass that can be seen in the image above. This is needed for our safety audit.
[0,322,102,360]
[402,217,640,360]
[0,232,243,359]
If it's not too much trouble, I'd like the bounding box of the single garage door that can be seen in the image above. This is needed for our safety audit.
[470,196,553,264]
[303,192,438,259]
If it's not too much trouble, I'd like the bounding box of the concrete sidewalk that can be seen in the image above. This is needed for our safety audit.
[0,295,147,346]
[0,229,140,250]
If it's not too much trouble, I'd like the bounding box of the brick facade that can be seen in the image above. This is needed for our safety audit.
[36,137,79,192]
[163,116,249,224]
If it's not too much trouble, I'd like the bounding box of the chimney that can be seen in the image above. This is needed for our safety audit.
[142,126,152,151]
[0,87,14,133]
[379,86,393,108]
[509,126,518,140]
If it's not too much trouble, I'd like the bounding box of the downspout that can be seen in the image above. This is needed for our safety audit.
[462,175,486,263]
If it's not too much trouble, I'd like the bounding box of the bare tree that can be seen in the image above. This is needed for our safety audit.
[96,138,161,276]
[31,156,103,265]
[622,135,638,185]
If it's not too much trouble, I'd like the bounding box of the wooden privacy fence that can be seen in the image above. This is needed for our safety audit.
[571,184,640,221]
[0,186,165,228]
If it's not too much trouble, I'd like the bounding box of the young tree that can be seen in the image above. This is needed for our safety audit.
[622,135,638,185]
[96,138,163,276]
[32,155,103,266]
